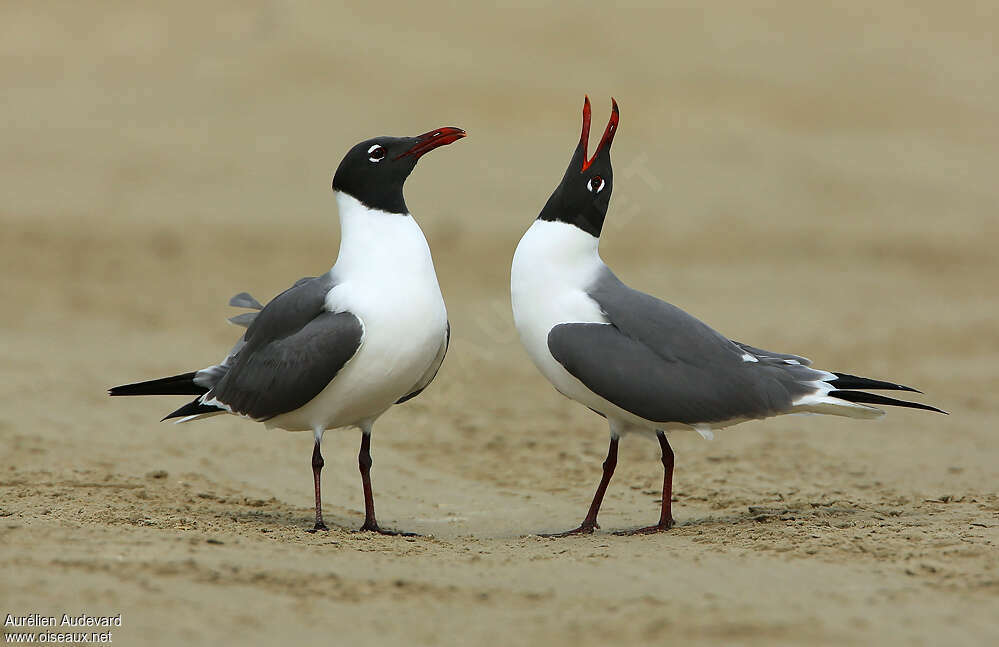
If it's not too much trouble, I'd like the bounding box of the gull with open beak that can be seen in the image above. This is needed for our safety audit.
[511,98,944,536]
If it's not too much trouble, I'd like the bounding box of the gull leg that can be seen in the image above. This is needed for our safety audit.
[357,427,415,536]
[307,429,329,532]
[542,436,619,537]
[617,430,676,535]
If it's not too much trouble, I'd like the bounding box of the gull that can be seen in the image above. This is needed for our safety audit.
[511,98,944,536]
[111,126,466,533]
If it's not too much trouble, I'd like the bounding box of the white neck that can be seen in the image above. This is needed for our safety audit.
[332,191,435,277]
[511,219,609,382]
[512,219,604,283]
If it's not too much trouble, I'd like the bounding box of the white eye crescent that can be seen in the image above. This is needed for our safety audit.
[367,145,386,163]
[587,175,605,193]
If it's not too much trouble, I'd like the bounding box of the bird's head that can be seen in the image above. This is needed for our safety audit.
[332,127,466,214]
[538,97,619,237]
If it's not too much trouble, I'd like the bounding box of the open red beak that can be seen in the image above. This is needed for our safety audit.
[579,96,619,172]
[395,127,467,160]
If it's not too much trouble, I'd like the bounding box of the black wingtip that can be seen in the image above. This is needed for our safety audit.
[830,372,922,393]
[109,372,207,397]
[161,398,223,421]
[829,390,948,415]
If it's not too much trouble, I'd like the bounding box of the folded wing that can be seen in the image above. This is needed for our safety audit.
[169,274,363,421]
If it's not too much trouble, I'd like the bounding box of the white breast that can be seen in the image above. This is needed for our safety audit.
[511,220,608,394]
[267,193,448,432]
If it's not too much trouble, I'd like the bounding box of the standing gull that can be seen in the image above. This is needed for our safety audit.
[511,98,945,536]
[111,126,465,533]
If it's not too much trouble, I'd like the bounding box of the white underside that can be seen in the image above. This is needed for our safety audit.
[791,386,885,420]
[511,220,883,440]
[230,193,447,433]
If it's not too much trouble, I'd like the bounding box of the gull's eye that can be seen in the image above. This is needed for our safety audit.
[587,175,605,194]
[367,145,386,163]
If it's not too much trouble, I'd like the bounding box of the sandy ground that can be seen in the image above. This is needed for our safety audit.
[2,2,998,645]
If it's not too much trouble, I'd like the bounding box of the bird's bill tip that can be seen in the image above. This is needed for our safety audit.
[579,96,619,171]
[395,126,467,160]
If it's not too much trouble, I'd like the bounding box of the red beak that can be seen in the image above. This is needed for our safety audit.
[395,127,467,160]
[579,96,619,172]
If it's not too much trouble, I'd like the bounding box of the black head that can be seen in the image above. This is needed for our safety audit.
[332,127,466,214]
[538,97,619,237]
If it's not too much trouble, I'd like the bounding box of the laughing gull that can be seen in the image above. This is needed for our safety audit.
[511,98,945,536]
[111,126,466,533]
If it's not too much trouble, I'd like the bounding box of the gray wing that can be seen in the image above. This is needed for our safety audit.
[225,279,311,329]
[204,274,363,420]
[547,268,824,425]
[731,341,812,366]
[395,321,450,404]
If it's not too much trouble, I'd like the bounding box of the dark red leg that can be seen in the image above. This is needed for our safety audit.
[541,436,619,537]
[357,432,415,536]
[306,436,329,532]
[616,431,676,535]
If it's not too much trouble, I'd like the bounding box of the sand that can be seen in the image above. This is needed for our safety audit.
[2,2,997,645]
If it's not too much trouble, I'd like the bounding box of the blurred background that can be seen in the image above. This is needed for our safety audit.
[5,1,995,365]
[2,2,997,646]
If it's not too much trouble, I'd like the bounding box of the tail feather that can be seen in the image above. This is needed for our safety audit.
[828,389,948,414]
[828,372,921,393]
[109,372,207,397]
[228,312,258,328]
[229,292,263,310]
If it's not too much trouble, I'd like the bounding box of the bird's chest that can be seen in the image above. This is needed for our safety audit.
[276,277,445,431]
[511,230,607,388]
[513,280,603,349]
[334,275,447,383]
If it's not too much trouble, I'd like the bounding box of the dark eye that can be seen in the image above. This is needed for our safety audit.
[587,175,605,193]
[367,145,386,162]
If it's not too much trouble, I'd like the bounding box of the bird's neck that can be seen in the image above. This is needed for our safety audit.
[332,191,434,276]
[516,219,602,268]
[512,219,605,289]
